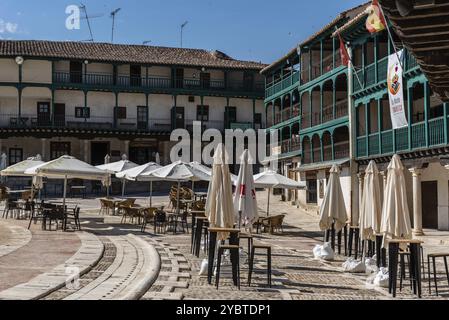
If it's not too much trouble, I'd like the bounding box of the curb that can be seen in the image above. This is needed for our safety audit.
[120,234,161,300]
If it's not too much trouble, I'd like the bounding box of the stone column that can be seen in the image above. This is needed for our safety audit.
[41,139,47,161]
[409,168,424,236]
[83,140,89,163]
[124,140,130,157]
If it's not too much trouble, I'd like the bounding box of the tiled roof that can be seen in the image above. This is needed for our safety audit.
[261,2,370,74]
[0,40,267,71]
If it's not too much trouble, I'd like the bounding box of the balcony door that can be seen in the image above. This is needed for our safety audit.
[70,61,83,83]
[243,72,254,91]
[172,107,185,129]
[224,107,237,129]
[37,102,51,127]
[54,104,66,127]
[175,69,184,88]
[130,65,141,87]
[137,106,148,130]
[200,72,211,89]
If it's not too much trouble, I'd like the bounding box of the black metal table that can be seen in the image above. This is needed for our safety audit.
[207,228,240,286]
[388,239,424,298]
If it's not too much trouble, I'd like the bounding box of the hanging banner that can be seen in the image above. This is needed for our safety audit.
[387,50,408,129]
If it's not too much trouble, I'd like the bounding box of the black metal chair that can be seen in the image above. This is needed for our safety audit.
[65,207,81,231]
[43,206,66,231]
[154,210,167,234]
[3,199,20,219]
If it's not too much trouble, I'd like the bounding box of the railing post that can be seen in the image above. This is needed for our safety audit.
[332,81,336,120]
[407,85,413,150]
[424,82,430,148]
[374,35,378,84]
[365,103,369,156]
[51,89,54,126]
[331,134,335,161]
[445,103,449,145]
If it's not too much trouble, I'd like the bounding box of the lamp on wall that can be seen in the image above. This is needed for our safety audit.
[395,0,414,17]
[15,56,24,65]
[201,67,206,72]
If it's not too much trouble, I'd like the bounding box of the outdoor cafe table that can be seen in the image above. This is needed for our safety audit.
[194,192,208,201]
[207,228,241,286]
[388,239,424,298]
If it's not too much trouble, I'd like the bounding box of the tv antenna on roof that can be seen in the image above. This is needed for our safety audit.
[180,21,188,48]
[79,3,103,42]
[110,8,121,43]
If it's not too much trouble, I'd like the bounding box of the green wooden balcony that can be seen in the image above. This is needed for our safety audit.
[53,72,264,96]
[265,71,300,99]
[356,116,448,158]
[353,50,418,93]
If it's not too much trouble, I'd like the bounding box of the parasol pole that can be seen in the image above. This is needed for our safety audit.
[149,181,153,208]
[267,188,271,217]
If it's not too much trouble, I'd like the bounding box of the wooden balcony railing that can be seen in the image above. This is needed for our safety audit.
[356,116,448,158]
[53,72,264,95]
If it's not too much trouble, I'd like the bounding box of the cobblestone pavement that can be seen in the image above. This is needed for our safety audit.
[1,192,449,300]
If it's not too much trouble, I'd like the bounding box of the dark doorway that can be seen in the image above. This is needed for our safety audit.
[422,181,439,229]
[243,71,254,91]
[70,61,83,83]
[54,103,66,127]
[130,65,141,87]
[172,107,185,129]
[307,178,317,204]
[37,102,51,126]
[200,72,211,89]
[91,142,110,166]
[175,68,184,88]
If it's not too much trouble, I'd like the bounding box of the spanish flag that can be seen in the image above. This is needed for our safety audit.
[366,0,387,33]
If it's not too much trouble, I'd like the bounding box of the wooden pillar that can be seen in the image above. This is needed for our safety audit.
[444,103,449,145]
[365,103,369,156]
[424,82,430,148]
[407,85,413,150]
[18,64,23,117]
[252,99,256,129]
[146,93,150,129]
[114,92,118,128]
[84,90,88,122]
[320,40,323,76]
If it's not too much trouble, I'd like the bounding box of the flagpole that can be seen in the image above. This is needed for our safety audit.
[338,31,365,91]
[377,2,404,70]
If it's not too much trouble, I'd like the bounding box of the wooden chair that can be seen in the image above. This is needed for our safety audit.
[99,199,108,215]
[261,215,286,234]
[120,206,140,224]
[140,207,157,232]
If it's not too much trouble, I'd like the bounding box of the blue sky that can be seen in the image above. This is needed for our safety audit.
[0,0,363,64]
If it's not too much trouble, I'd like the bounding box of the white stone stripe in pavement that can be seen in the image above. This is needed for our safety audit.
[64,234,160,300]
[0,223,32,258]
[0,232,104,300]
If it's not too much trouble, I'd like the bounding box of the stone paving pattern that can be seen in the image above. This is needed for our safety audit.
[1,192,449,300]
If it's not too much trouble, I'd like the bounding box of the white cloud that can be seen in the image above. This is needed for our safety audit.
[0,19,19,34]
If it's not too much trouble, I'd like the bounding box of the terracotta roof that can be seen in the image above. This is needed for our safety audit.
[0,40,267,71]
[261,2,370,75]
[332,10,370,38]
